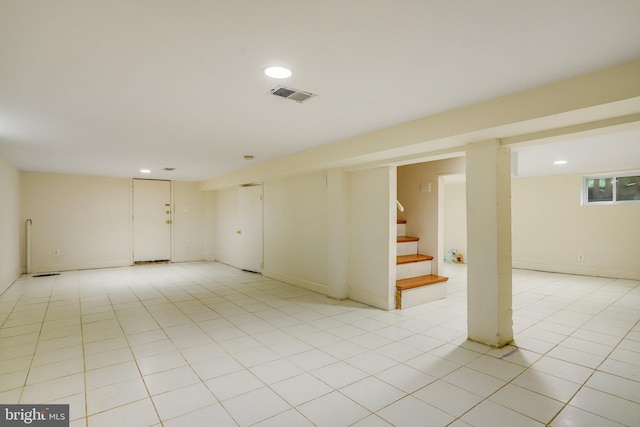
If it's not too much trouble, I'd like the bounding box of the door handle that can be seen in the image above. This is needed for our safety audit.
[166,220,172,224]
[236,230,241,235]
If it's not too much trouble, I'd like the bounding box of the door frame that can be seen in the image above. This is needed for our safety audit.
[130,178,173,264]
[238,183,264,273]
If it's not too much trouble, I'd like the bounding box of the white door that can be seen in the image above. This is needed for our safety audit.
[238,185,263,273]
[133,179,172,262]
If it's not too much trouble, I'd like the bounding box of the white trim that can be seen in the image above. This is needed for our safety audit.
[29,259,132,274]
[348,287,394,311]
[513,262,640,281]
[262,270,328,295]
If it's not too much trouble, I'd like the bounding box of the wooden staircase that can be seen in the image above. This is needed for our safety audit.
[396,219,448,309]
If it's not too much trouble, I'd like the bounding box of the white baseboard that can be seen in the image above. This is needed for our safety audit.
[513,262,640,280]
[348,287,394,311]
[262,270,328,295]
[29,259,132,274]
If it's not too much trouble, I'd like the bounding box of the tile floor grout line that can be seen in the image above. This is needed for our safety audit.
[15,275,57,406]
[546,312,640,427]
[543,280,640,427]
[98,269,166,426]
[2,263,639,426]
[128,264,256,426]
[443,274,640,426]
[211,273,329,426]
[78,273,88,427]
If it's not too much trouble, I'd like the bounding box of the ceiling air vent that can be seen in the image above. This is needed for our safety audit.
[270,85,316,103]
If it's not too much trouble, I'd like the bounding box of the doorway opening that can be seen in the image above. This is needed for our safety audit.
[133,179,172,263]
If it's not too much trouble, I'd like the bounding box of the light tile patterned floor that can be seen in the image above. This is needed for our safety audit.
[1,262,639,426]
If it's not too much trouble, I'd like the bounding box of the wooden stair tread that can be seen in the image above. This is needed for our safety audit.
[397,254,433,264]
[397,219,407,224]
[396,275,448,290]
[397,236,419,243]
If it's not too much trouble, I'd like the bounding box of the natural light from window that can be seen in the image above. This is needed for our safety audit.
[584,173,640,204]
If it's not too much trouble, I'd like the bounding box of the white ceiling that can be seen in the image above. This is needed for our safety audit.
[513,130,640,178]
[1,1,639,181]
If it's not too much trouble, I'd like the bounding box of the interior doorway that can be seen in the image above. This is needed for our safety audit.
[438,173,467,273]
[133,179,172,263]
[238,184,263,273]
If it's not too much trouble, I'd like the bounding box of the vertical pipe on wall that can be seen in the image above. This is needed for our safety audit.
[26,219,32,274]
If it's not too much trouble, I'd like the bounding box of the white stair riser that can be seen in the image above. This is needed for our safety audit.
[397,223,405,236]
[397,241,418,256]
[400,283,447,309]
[396,260,432,280]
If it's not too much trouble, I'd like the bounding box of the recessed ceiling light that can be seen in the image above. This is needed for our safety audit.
[553,160,568,165]
[140,169,151,173]
[264,66,292,79]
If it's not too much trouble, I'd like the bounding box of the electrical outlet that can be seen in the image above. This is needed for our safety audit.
[420,183,431,193]
[577,253,585,261]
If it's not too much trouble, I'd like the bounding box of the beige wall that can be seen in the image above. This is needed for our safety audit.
[397,157,466,275]
[402,170,639,280]
[173,181,206,262]
[203,191,217,261]
[263,173,328,294]
[0,157,21,294]
[444,182,467,262]
[213,167,399,310]
[512,174,640,280]
[21,172,131,273]
[348,167,396,310]
[214,174,330,294]
[20,172,207,273]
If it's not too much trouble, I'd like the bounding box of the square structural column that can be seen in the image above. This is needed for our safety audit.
[465,140,513,347]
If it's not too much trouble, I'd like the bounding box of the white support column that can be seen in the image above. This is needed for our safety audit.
[465,140,513,347]
[327,170,350,300]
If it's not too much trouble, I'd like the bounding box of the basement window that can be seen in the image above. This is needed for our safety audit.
[583,172,640,205]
